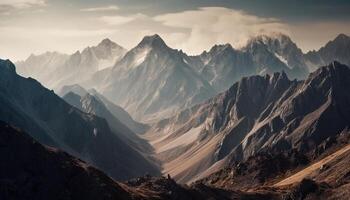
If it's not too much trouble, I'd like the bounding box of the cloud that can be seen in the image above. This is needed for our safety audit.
[288,21,350,52]
[80,5,119,12]
[100,13,148,26]
[4,4,346,62]
[0,0,45,15]
[0,26,116,38]
[0,0,46,9]
[154,7,289,54]
[0,26,117,61]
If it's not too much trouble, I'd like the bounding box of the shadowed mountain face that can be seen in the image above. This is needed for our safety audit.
[1,118,350,200]
[0,121,285,200]
[59,84,148,134]
[144,61,350,184]
[0,59,159,181]
[63,91,153,155]
[0,121,132,200]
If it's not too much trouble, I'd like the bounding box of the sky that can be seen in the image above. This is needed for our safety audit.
[1,0,350,61]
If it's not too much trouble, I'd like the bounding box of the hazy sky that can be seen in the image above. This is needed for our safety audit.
[1,0,350,61]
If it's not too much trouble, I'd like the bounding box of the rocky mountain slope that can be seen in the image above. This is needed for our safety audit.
[0,59,159,181]
[63,91,153,154]
[0,121,133,200]
[85,33,349,121]
[186,44,256,92]
[85,34,216,122]
[59,84,148,134]
[16,38,126,90]
[198,129,350,200]
[243,33,309,78]
[86,33,311,121]
[2,119,348,200]
[181,33,310,95]
[143,61,350,184]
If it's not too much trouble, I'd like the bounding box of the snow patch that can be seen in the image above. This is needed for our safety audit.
[203,58,211,65]
[93,128,98,137]
[98,58,116,70]
[183,58,189,65]
[274,53,290,68]
[259,68,267,75]
[130,47,151,68]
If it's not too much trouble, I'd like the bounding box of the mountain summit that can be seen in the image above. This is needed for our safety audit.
[86,34,215,122]
[138,34,167,48]
[305,33,350,70]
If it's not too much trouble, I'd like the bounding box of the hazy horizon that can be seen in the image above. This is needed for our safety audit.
[1,0,350,61]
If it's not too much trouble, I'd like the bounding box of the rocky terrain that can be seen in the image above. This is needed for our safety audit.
[0,121,133,200]
[0,121,285,200]
[143,61,350,184]
[63,91,153,154]
[198,129,350,199]
[59,84,148,134]
[2,119,350,200]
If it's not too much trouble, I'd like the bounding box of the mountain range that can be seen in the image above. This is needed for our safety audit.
[84,35,216,122]
[144,61,350,183]
[16,33,350,122]
[1,32,350,200]
[16,39,126,90]
[2,60,350,200]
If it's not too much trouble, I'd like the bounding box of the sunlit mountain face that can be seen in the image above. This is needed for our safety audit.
[1,1,350,200]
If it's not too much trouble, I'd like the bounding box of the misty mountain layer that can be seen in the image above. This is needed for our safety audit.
[17,33,350,122]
